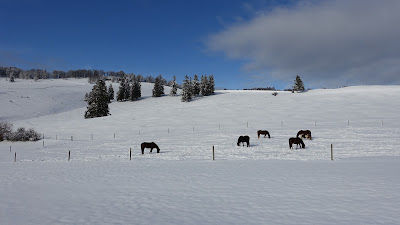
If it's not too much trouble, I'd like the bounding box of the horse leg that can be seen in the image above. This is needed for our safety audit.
[141,147,144,155]
[150,147,153,153]
[247,141,249,147]
[258,134,260,139]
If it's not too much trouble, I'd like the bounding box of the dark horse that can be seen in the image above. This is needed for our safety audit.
[141,142,160,154]
[237,136,250,147]
[297,130,312,140]
[289,137,305,149]
[257,130,271,139]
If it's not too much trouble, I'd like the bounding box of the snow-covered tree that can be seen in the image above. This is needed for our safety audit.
[193,74,200,96]
[293,75,305,92]
[200,75,208,96]
[108,84,114,102]
[117,78,127,101]
[152,75,164,97]
[170,75,178,96]
[181,75,192,102]
[208,74,215,94]
[130,75,141,101]
[84,80,110,119]
[125,82,131,100]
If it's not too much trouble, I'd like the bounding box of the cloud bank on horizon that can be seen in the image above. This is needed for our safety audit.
[206,0,400,88]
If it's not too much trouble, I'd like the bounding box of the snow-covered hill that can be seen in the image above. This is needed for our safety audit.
[1,78,400,224]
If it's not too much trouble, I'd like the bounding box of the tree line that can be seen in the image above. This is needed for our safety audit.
[0,66,170,84]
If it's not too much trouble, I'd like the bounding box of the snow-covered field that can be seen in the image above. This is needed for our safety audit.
[1,78,400,224]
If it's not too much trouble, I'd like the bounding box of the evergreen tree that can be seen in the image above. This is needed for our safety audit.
[117,78,126,101]
[108,84,114,102]
[170,75,178,96]
[293,75,305,92]
[200,75,209,96]
[130,75,141,101]
[152,74,164,97]
[84,80,110,119]
[125,82,131,100]
[208,74,215,94]
[181,75,192,102]
[192,74,200,96]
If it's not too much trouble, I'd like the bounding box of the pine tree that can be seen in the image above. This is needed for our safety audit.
[200,75,209,96]
[208,74,215,94]
[116,78,126,101]
[152,74,164,97]
[124,81,131,100]
[192,74,200,96]
[84,80,110,119]
[181,75,192,102]
[108,84,114,101]
[170,75,178,96]
[293,75,305,92]
[130,75,141,101]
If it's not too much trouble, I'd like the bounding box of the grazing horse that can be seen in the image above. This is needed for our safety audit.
[141,142,160,154]
[257,130,271,139]
[237,136,250,147]
[297,130,312,140]
[289,137,305,149]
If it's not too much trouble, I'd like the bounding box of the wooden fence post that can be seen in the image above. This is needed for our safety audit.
[212,146,215,161]
[10,146,11,152]
[14,152,16,162]
[130,148,132,161]
[114,133,115,138]
[91,134,93,140]
[348,120,349,126]
[56,134,57,140]
[331,144,333,161]
[71,136,73,141]
[68,151,71,161]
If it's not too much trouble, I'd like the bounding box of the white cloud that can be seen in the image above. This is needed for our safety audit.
[206,0,400,88]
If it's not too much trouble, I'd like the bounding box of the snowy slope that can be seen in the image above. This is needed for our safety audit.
[1,78,400,224]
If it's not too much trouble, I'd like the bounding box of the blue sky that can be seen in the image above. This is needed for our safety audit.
[1,0,400,89]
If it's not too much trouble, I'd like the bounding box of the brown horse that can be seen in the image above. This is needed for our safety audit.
[237,136,250,147]
[141,142,160,154]
[289,137,305,149]
[257,130,271,139]
[297,130,312,140]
